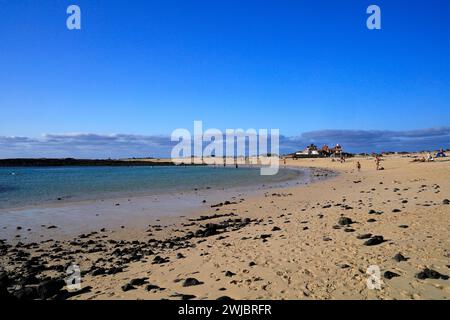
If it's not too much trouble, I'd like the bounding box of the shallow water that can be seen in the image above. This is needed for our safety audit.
[0,166,301,210]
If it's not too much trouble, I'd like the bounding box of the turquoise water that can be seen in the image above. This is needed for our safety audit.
[0,166,302,209]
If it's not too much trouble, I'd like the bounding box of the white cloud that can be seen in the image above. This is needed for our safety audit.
[0,126,449,158]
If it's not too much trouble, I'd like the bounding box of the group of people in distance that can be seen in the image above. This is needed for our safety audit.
[356,148,448,171]
[413,148,447,163]
[355,156,382,172]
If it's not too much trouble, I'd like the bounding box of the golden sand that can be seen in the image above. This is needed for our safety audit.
[70,154,449,300]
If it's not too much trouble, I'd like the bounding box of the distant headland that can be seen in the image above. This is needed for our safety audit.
[0,158,181,167]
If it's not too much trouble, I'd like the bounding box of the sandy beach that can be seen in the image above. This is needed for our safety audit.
[1,153,449,300]
[1,0,449,310]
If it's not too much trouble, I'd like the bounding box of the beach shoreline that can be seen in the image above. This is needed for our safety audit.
[0,166,333,243]
[0,153,449,300]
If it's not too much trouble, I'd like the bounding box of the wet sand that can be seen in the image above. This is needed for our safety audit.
[0,154,449,300]
[0,166,318,242]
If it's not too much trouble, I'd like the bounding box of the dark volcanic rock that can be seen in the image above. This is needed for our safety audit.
[0,272,15,299]
[170,293,196,300]
[217,296,234,300]
[193,218,251,238]
[211,203,224,208]
[182,278,203,287]
[91,267,106,276]
[176,253,185,259]
[203,224,219,237]
[0,272,10,288]
[13,286,38,300]
[384,271,400,279]
[225,271,236,277]
[190,213,236,221]
[271,226,281,231]
[356,233,372,240]
[20,274,40,286]
[363,236,384,246]
[152,256,169,264]
[338,217,353,226]
[121,283,136,292]
[393,253,408,262]
[129,278,148,286]
[416,268,449,280]
[145,284,161,291]
[37,279,65,299]
[107,266,124,275]
[442,199,450,205]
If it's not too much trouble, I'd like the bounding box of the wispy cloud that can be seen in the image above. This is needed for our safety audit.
[0,133,174,159]
[280,127,450,152]
[0,127,449,158]
[280,127,450,153]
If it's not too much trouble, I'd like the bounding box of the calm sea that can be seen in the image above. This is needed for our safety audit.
[0,166,303,210]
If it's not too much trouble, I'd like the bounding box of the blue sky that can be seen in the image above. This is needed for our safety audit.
[0,0,449,157]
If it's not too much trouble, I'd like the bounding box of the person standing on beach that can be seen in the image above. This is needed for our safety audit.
[375,156,380,170]
[356,161,361,172]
